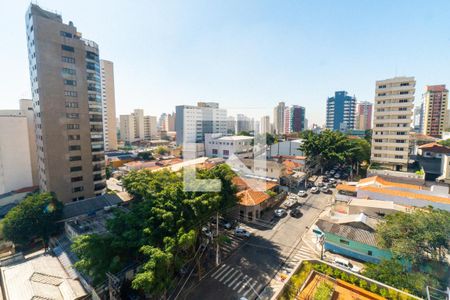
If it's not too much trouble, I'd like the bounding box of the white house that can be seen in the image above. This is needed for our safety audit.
[205,133,253,159]
[267,139,304,158]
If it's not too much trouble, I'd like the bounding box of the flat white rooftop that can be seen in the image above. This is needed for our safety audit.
[216,135,254,141]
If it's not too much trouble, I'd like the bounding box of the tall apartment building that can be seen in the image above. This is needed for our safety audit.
[355,101,373,130]
[26,4,106,202]
[227,116,236,134]
[236,114,253,133]
[260,115,271,134]
[19,99,39,185]
[159,112,176,132]
[283,105,306,134]
[100,60,117,151]
[422,85,448,138]
[413,104,424,133]
[0,110,34,194]
[326,91,356,131]
[273,102,285,134]
[119,109,158,144]
[175,102,227,156]
[371,77,415,172]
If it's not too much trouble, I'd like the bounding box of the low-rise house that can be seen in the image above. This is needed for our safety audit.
[336,176,450,211]
[0,250,87,300]
[314,213,392,264]
[229,158,285,182]
[205,133,253,159]
[438,152,450,184]
[232,177,282,221]
[416,142,450,182]
[267,139,304,158]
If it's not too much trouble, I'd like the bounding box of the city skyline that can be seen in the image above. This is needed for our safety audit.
[1,0,450,124]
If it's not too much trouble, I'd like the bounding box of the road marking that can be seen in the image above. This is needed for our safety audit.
[212,265,230,279]
[237,275,249,292]
[210,264,227,278]
[222,269,239,284]
[242,280,258,297]
[217,267,235,282]
[227,272,243,288]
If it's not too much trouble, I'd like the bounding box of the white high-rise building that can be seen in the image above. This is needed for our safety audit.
[119,114,135,144]
[0,110,33,194]
[260,115,271,134]
[175,102,227,157]
[100,60,117,151]
[273,102,285,134]
[371,76,415,172]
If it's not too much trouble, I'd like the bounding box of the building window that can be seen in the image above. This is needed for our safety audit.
[60,31,73,38]
[72,186,84,193]
[71,176,83,182]
[400,82,409,86]
[62,56,75,64]
[64,79,77,86]
[69,145,81,151]
[67,124,80,130]
[69,156,81,161]
[339,239,350,245]
[68,135,81,140]
[67,113,79,119]
[62,68,76,75]
[64,91,78,97]
[399,91,408,95]
[212,149,218,155]
[66,102,79,108]
[70,166,82,172]
[223,150,229,156]
[61,44,75,52]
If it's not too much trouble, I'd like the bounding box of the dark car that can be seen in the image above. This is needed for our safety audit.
[290,208,302,218]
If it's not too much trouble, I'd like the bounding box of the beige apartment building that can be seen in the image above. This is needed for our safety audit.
[26,4,106,202]
[120,109,158,144]
[422,85,448,138]
[100,60,117,151]
[371,77,415,171]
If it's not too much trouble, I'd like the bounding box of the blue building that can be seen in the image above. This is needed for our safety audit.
[326,91,356,131]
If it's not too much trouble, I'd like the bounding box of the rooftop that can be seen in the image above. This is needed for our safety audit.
[217,135,253,141]
[62,193,123,221]
[419,142,450,154]
[237,189,271,207]
[316,219,378,247]
[1,250,86,300]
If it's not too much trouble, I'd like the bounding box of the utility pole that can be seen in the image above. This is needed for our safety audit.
[319,234,325,260]
[216,212,220,266]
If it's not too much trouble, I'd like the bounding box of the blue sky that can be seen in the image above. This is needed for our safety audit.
[1,0,449,125]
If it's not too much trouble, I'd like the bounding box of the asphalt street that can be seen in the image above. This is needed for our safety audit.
[182,191,333,300]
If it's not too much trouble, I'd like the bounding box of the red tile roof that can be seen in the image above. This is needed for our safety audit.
[418,142,450,154]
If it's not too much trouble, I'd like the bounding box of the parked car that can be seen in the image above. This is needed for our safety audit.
[330,170,336,175]
[219,218,232,229]
[285,200,296,208]
[234,227,251,238]
[202,226,213,238]
[333,257,361,273]
[329,178,336,184]
[322,177,329,182]
[320,186,330,193]
[317,182,324,187]
[310,187,319,194]
[334,173,341,179]
[290,207,302,218]
[274,208,287,217]
[298,190,307,197]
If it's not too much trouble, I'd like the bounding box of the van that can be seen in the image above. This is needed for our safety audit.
[333,257,361,273]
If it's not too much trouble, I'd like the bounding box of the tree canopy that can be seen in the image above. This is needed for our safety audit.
[2,193,63,248]
[137,151,153,161]
[72,164,238,297]
[376,208,450,267]
[299,130,360,173]
[438,138,450,147]
[154,146,169,156]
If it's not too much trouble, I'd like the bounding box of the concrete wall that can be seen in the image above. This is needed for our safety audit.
[0,116,33,194]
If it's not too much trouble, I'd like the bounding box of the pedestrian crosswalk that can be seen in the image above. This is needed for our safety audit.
[279,244,318,276]
[220,233,246,257]
[210,264,263,299]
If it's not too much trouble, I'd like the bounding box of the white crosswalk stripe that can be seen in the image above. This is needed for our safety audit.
[212,265,231,279]
[223,269,240,285]
[227,272,243,288]
[210,264,227,278]
[217,267,235,282]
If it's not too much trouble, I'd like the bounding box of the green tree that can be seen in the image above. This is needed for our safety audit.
[254,133,277,145]
[106,163,113,179]
[137,151,153,161]
[72,164,238,297]
[438,138,450,147]
[2,193,63,248]
[347,138,371,177]
[376,209,450,266]
[155,146,169,155]
[237,130,251,136]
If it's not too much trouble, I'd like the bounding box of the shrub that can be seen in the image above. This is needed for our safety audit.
[379,288,388,297]
[325,266,334,277]
[348,274,358,284]
[369,283,378,293]
[359,280,368,289]
[313,282,333,300]
[280,261,313,300]
[388,289,399,300]
[339,271,349,282]
[333,268,342,278]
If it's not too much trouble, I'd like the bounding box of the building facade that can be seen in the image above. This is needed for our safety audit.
[119,109,158,143]
[413,104,424,133]
[422,85,448,138]
[260,115,271,134]
[205,134,253,159]
[326,91,356,131]
[273,102,285,134]
[355,101,373,130]
[283,105,306,134]
[0,112,34,194]
[100,60,117,151]
[19,99,39,185]
[175,102,227,147]
[371,77,415,172]
[26,4,106,202]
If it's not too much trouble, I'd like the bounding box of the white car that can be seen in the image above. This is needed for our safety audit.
[274,208,287,217]
[298,190,307,197]
[310,187,319,194]
[333,257,361,273]
[234,227,251,238]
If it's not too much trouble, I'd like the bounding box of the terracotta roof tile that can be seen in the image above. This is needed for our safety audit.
[336,184,357,192]
[237,189,270,206]
[360,186,450,205]
[358,176,422,190]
